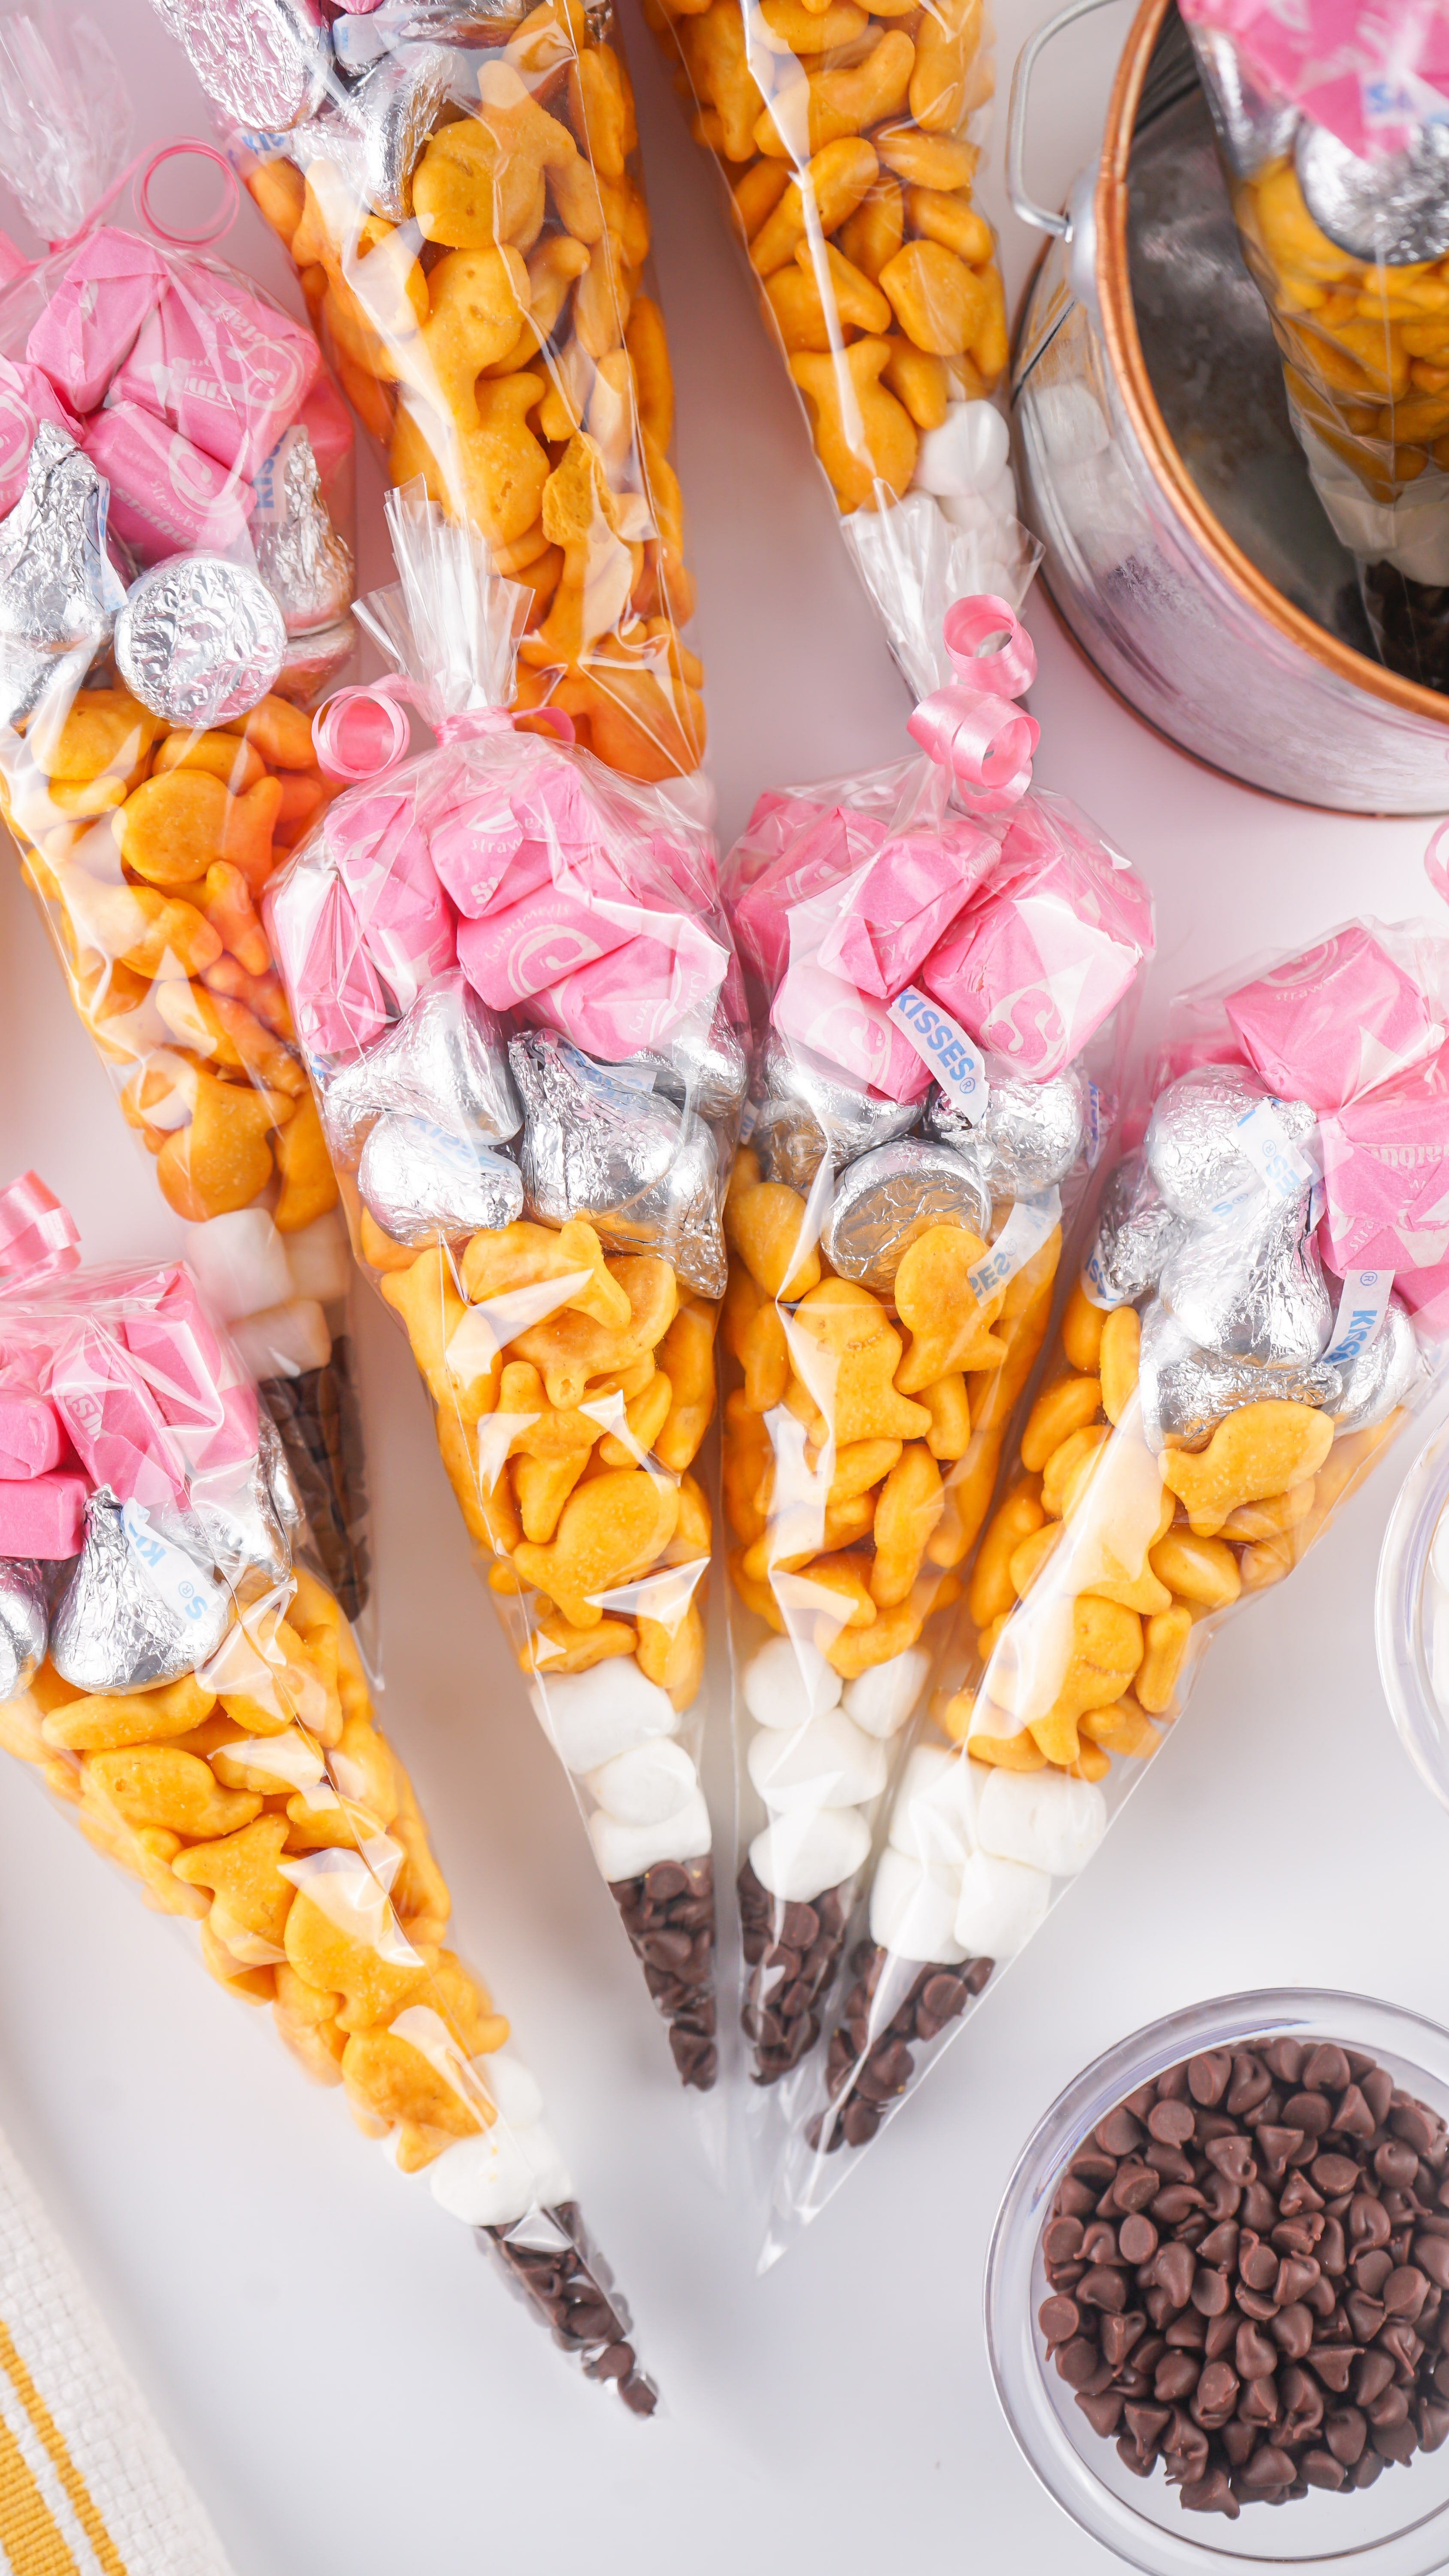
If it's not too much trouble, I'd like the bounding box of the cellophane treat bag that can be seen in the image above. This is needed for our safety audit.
[266,482,745,2102]
[0,11,371,1616]
[150,0,708,786]
[1182,0,1449,689]
[716,594,1152,2181]
[769,905,1449,2253]
[0,1172,658,2412]
[643,0,1036,696]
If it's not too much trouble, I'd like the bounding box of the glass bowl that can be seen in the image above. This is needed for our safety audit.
[985,1989,1449,2576]
[1377,1412,1449,1813]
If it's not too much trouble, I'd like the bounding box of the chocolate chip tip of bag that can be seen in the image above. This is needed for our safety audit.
[479,2200,659,2415]
[807,1940,993,2154]
[738,1859,856,2090]
[609,1853,718,2092]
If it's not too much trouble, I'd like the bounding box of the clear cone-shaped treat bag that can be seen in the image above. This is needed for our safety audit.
[149,0,708,786]
[0,1170,658,2411]
[769,900,1449,2254]
[715,595,1153,2187]
[0,10,371,1616]
[1182,0,1449,689]
[266,481,744,2104]
[643,0,1037,698]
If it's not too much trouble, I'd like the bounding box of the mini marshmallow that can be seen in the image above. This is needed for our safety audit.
[747,1710,887,1813]
[0,1388,64,1478]
[887,1745,988,1869]
[229,1299,332,1382]
[953,1850,1051,1958]
[428,2122,536,2228]
[515,2120,575,2209]
[0,1467,87,1558]
[976,1766,1108,1878]
[869,1846,967,1965]
[180,1209,293,1323]
[912,399,1010,498]
[842,1647,929,1739]
[539,1659,679,1773]
[283,1209,352,1306]
[584,1737,698,1828]
[742,1633,841,1728]
[749,1804,870,1903]
[588,1786,711,1883]
[481,2050,546,2130]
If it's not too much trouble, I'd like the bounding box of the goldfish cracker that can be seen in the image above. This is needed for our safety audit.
[1159,1400,1335,1537]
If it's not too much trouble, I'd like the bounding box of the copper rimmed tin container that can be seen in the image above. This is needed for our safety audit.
[1009,0,1449,812]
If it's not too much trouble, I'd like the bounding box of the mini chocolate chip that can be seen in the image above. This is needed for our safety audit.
[1302,2045,1351,2095]
[1148,2098,1195,2148]
[1097,2108,1143,2157]
[1236,2321,1278,2379]
[1384,2264,1430,2320]
[1119,2213,1158,2264]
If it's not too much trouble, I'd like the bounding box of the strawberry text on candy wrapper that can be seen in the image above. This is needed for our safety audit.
[887,984,988,1121]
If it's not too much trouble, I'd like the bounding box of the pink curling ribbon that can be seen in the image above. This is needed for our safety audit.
[312,674,575,784]
[906,593,1040,814]
[0,1175,80,1291]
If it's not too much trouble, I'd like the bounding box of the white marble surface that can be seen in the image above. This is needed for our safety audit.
[0,3,1446,2569]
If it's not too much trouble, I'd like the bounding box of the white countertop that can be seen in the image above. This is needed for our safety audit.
[1,4,1446,2569]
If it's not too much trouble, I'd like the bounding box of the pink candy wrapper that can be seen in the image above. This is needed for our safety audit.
[27,227,168,413]
[83,400,255,561]
[1225,925,1448,1112]
[1179,0,1449,160]
[0,358,78,515]
[108,268,321,480]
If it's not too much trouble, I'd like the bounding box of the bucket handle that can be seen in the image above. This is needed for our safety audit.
[1006,0,1126,237]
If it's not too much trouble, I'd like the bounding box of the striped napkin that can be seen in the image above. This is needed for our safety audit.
[0,2120,236,2576]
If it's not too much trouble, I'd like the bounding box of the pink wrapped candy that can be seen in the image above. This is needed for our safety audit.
[0,1385,65,1477]
[0,359,80,516]
[773,958,934,1103]
[82,401,255,562]
[47,1320,189,1513]
[0,1467,87,1558]
[1226,925,1446,1112]
[1319,1044,1449,1274]
[108,269,321,482]
[27,227,168,413]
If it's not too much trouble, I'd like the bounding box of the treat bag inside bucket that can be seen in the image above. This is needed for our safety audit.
[152,0,709,787]
[0,11,372,1619]
[267,481,746,2119]
[0,1175,658,2410]
[1182,0,1449,690]
[767,910,1449,2255]
[642,0,1040,698]
[717,595,1153,2196]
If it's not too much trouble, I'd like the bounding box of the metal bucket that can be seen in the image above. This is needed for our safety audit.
[1009,0,1449,812]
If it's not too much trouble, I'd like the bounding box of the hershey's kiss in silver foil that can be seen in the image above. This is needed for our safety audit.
[1083,1151,1188,1308]
[752,1029,919,1194]
[188,1434,294,1586]
[251,425,355,638]
[1137,1297,1342,1454]
[169,0,334,133]
[0,423,124,729]
[1296,118,1449,267]
[1333,1300,1424,1437]
[1146,1064,1315,1221]
[1161,1188,1332,1365]
[276,615,356,706]
[358,1113,524,1245]
[821,1138,992,1296]
[509,1028,726,1299]
[321,972,521,1163]
[339,43,458,223]
[925,1060,1087,1196]
[50,1489,230,1693]
[0,1558,48,1700]
[615,1010,748,1125]
[114,556,286,729]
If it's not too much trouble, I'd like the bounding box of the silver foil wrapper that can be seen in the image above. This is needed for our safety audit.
[1084,1151,1188,1307]
[1333,1300,1425,1436]
[114,556,286,728]
[341,43,458,222]
[321,971,521,1163]
[821,1138,992,1294]
[258,1405,304,1543]
[1146,1065,1315,1221]
[359,1111,524,1245]
[510,1029,726,1298]
[752,1030,919,1193]
[0,1558,48,1701]
[925,1061,1087,1195]
[1161,1187,1332,1364]
[189,1436,294,1586]
[50,1489,230,1693]
[275,614,356,706]
[0,423,124,729]
[1137,1297,1342,1452]
[252,426,354,636]
[1296,118,1449,266]
[172,0,333,132]
[615,1011,748,1124]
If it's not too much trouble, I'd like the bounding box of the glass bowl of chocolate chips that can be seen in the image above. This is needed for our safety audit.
[986,1991,1449,2572]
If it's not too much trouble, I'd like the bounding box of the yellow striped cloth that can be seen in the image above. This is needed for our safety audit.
[0,2125,235,2576]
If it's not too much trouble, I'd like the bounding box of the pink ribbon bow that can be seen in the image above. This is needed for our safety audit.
[312,674,574,784]
[906,595,1040,814]
[0,1174,80,1291]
